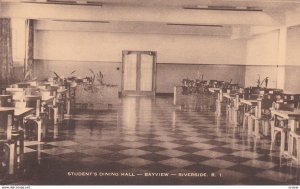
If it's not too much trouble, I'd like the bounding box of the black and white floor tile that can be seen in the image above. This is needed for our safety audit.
[2,96,300,185]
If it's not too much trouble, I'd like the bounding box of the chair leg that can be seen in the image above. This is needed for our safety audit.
[280,131,286,154]
[67,99,71,115]
[12,131,24,165]
[248,117,253,136]
[36,120,42,142]
[18,131,24,164]
[53,107,58,125]
[8,142,15,175]
[243,114,247,129]
[271,120,275,141]
[254,119,260,139]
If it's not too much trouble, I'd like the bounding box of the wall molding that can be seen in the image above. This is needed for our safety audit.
[34,59,121,64]
[33,59,300,67]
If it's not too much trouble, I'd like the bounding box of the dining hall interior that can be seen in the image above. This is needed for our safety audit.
[2,0,300,185]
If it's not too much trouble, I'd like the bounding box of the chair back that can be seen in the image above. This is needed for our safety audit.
[6,88,25,101]
[28,81,38,87]
[40,87,56,97]
[23,96,42,110]
[261,98,274,110]
[0,95,13,107]
[0,109,14,139]
[37,83,51,90]
[283,93,300,101]
[15,83,31,88]
[24,87,40,96]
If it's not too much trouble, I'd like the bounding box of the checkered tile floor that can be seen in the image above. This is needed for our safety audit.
[3,96,300,185]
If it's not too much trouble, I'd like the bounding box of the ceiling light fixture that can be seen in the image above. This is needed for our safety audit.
[167,23,223,27]
[22,0,103,7]
[52,19,109,23]
[183,5,263,12]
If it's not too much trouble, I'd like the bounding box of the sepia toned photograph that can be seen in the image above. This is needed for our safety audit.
[1,0,300,186]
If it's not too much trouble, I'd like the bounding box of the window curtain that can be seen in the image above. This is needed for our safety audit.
[0,18,14,87]
[24,19,34,80]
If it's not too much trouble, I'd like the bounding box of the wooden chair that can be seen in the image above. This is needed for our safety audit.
[0,109,24,175]
[271,116,289,153]
[44,87,61,124]
[253,97,274,138]
[23,96,45,142]
[242,105,255,130]
[287,131,300,166]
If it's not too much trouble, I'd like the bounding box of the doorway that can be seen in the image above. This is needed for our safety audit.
[122,51,157,96]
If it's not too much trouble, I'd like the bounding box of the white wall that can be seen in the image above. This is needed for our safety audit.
[246,30,279,66]
[285,26,300,93]
[34,30,246,65]
[33,28,247,93]
[245,30,279,88]
[287,26,300,66]
[11,18,26,66]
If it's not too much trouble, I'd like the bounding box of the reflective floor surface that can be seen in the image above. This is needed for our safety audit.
[2,96,300,185]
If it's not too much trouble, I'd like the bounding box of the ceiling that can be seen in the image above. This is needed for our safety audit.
[101,0,300,11]
[2,0,300,37]
[4,0,300,9]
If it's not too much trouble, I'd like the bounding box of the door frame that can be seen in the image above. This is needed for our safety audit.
[121,50,157,96]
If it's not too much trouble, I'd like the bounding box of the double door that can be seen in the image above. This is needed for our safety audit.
[122,51,156,96]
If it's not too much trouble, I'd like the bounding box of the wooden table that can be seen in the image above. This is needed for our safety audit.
[223,93,235,100]
[42,96,55,104]
[0,107,35,119]
[209,88,222,116]
[57,88,68,94]
[239,99,259,136]
[223,93,240,125]
[0,107,35,137]
[271,109,300,119]
[270,108,300,156]
[240,99,258,106]
[24,95,55,104]
[208,88,221,93]
[0,107,34,174]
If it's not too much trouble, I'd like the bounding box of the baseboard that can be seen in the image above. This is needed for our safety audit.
[156,93,174,97]
[118,92,173,97]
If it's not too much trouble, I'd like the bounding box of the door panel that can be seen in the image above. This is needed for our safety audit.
[140,54,154,92]
[122,51,156,96]
[123,53,137,91]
